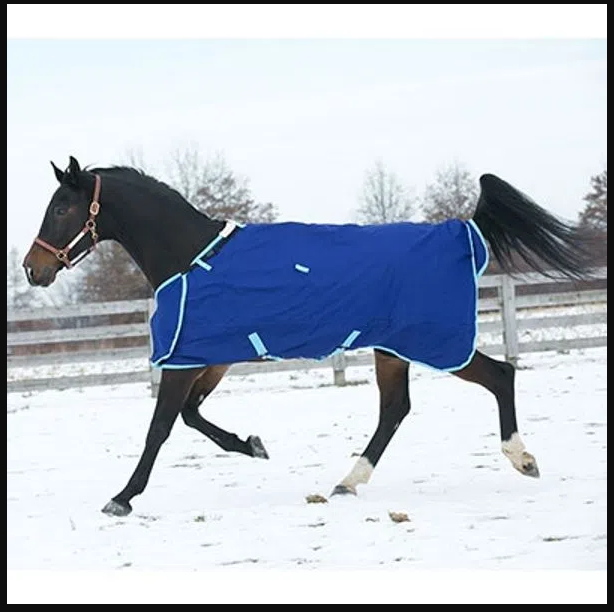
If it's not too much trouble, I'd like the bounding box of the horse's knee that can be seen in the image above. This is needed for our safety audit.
[182,386,208,428]
[493,360,515,396]
[181,405,199,429]
[499,360,515,378]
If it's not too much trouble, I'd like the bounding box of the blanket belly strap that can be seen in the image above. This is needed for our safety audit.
[248,332,268,357]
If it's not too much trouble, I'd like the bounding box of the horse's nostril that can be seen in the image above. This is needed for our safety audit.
[24,265,35,285]
[24,264,43,286]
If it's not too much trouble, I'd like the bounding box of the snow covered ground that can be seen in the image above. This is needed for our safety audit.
[7,347,607,603]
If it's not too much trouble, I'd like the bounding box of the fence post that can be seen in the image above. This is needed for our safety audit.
[147,298,161,398]
[499,274,519,366]
[331,352,347,386]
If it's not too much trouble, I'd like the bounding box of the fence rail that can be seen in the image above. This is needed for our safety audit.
[7,268,607,395]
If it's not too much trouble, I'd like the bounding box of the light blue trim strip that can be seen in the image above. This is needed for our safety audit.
[467,219,489,277]
[369,345,457,373]
[190,234,224,266]
[154,351,285,369]
[194,260,212,271]
[152,274,189,367]
[152,362,207,370]
[341,329,361,348]
[154,272,182,298]
[295,264,310,273]
[248,332,268,357]
[442,220,481,373]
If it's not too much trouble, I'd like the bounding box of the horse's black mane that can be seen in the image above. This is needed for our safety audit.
[86,165,192,207]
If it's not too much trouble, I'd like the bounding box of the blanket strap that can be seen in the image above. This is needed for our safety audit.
[248,332,268,357]
[340,330,361,349]
[189,220,241,271]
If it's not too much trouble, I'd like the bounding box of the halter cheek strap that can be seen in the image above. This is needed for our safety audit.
[33,174,101,269]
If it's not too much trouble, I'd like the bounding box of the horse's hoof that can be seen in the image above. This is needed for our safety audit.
[101,499,132,517]
[519,459,540,478]
[248,435,269,459]
[331,484,357,496]
[516,451,540,478]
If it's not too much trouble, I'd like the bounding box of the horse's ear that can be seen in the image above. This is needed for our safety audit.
[51,161,64,183]
[64,156,82,187]
[68,156,81,175]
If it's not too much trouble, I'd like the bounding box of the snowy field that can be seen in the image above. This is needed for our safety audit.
[7,347,607,603]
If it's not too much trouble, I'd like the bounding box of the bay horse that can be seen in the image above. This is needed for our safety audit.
[23,156,593,517]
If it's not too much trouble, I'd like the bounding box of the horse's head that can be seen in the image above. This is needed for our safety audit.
[23,156,101,287]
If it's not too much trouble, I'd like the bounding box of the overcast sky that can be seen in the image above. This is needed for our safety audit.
[7,6,607,258]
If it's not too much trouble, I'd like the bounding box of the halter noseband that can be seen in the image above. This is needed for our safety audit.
[33,174,101,269]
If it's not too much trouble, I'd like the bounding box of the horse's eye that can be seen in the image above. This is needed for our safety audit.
[54,206,69,217]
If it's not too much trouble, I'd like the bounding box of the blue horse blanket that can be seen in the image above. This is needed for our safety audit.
[150,219,488,372]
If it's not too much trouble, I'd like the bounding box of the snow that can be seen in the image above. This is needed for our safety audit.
[7,347,607,604]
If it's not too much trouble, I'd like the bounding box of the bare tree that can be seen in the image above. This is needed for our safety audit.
[124,142,279,222]
[579,168,607,232]
[165,144,206,204]
[124,145,149,172]
[191,153,278,223]
[7,246,38,309]
[75,242,152,303]
[421,162,478,223]
[50,278,81,306]
[164,145,277,222]
[356,159,415,224]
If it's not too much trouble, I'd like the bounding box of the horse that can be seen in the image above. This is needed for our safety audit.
[23,156,594,517]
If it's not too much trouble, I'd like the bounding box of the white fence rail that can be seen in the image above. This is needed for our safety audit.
[7,269,607,395]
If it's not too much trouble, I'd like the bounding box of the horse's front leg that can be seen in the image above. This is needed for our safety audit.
[181,365,269,459]
[101,369,200,517]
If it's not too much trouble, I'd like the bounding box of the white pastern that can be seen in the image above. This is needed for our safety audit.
[340,456,374,493]
[502,432,538,474]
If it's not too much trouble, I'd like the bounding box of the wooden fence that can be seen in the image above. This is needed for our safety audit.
[7,268,607,395]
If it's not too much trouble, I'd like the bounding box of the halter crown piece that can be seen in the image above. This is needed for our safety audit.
[33,174,101,268]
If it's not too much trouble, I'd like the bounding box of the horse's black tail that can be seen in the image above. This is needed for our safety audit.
[472,173,595,280]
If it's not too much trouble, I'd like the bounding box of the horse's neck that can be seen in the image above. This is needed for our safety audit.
[101,178,224,289]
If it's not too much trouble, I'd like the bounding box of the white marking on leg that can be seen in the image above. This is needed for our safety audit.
[502,432,537,474]
[339,456,374,493]
[502,432,525,461]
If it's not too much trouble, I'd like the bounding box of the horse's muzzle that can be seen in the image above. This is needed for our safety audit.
[23,247,61,287]
[23,263,58,287]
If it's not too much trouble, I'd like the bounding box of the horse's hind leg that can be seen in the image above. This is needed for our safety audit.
[181,365,269,459]
[331,349,410,496]
[453,350,539,477]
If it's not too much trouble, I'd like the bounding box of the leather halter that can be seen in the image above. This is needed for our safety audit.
[32,174,101,269]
